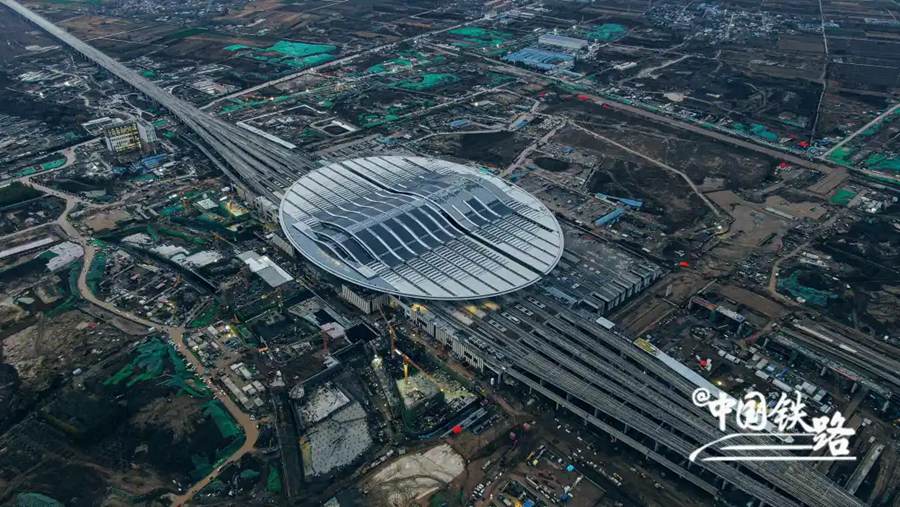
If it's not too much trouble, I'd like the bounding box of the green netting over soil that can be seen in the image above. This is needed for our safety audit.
[47,261,82,317]
[733,122,778,142]
[104,339,210,397]
[448,27,511,47]
[750,123,778,142]
[359,113,399,128]
[865,153,900,172]
[394,73,459,91]
[204,400,241,440]
[86,250,106,295]
[778,271,838,307]
[14,158,66,178]
[0,182,41,206]
[104,340,168,387]
[40,158,66,171]
[266,40,336,57]
[447,26,512,41]
[160,203,183,216]
[367,57,414,74]
[201,480,226,494]
[224,41,336,71]
[156,225,207,245]
[189,302,222,328]
[239,469,261,481]
[586,23,628,41]
[829,188,856,206]
[14,493,63,507]
[219,95,294,114]
[861,109,899,137]
[828,146,854,166]
[283,53,334,69]
[267,466,282,494]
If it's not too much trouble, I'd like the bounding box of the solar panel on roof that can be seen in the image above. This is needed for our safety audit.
[279,156,563,300]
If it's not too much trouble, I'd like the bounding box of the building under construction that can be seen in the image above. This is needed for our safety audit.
[102,119,157,155]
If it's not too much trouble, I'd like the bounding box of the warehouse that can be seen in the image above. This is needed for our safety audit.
[538,33,588,51]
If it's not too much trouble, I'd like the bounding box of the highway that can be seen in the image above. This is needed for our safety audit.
[428,290,864,507]
[1,0,313,202]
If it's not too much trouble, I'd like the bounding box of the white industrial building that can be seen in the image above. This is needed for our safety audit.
[538,33,588,51]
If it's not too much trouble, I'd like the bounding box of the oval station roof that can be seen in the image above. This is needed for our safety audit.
[279,155,564,300]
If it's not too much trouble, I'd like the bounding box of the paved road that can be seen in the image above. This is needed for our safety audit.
[597,97,839,175]
[822,102,900,158]
[462,47,846,179]
[200,14,494,111]
[501,119,566,178]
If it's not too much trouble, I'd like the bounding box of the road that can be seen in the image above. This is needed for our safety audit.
[501,118,566,178]
[1,0,312,201]
[767,209,845,304]
[822,102,900,158]
[427,293,863,507]
[569,122,721,217]
[460,46,847,180]
[808,0,830,141]
[597,97,840,175]
[32,181,260,507]
[200,14,494,111]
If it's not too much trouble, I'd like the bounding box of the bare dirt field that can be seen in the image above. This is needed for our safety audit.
[367,443,465,505]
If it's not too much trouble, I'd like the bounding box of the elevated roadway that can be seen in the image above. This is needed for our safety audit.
[1,0,313,202]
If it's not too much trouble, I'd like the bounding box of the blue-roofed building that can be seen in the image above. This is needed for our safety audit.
[503,47,574,71]
[595,207,625,226]
[448,119,470,129]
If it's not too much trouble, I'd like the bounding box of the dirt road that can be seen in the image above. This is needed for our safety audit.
[45,189,260,507]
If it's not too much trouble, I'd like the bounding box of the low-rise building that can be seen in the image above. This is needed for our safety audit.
[538,33,588,51]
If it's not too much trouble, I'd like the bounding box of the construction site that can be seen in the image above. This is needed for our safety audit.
[0,0,899,505]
